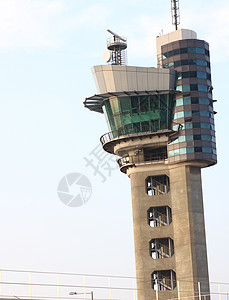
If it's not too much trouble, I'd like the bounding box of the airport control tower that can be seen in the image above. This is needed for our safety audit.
[84,2,217,299]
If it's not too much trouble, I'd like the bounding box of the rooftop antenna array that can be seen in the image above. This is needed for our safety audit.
[171,0,180,30]
[102,29,127,65]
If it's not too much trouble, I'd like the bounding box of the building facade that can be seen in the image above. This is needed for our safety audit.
[84,29,216,300]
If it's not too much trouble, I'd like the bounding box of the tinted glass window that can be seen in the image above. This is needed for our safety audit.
[193,122,201,128]
[192,110,199,116]
[200,111,210,117]
[124,124,132,134]
[131,97,139,113]
[202,135,211,141]
[184,98,191,105]
[174,61,181,67]
[197,71,207,79]
[191,97,198,104]
[186,135,193,141]
[184,111,192,117]
[183,85,190,92]
[189,71,197,78]
[200,123,210,129]
[202,147,212,153]
[120,97,130,112]
[196,48,205,54]
[184,123,192,129]
[177,72,182,80]
[187,147,194,153]
[194,135,201,140]
[194,147,202,152]
[196,59,207,66]
[150,96,159,110]
[180,48,187,54]
[199,98,209,105]
[190,84,198,91]
[162,47,209,60]
[133,122,141,133]
[176,71,210,80]
[187,47,195,53]
[174,49,180,55]
[140,96,149,112]
[198,85,208,92]
[141,121,150,131]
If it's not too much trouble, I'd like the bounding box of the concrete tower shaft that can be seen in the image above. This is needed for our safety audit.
[84,28,216,300]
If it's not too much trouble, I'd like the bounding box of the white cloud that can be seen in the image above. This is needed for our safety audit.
[121,13,171,63]
[0,0,112,50]
[0,0,67,48]
[0,0,228,64]
[63,3,111,32]
[178,2,229,62]
[122,3,229,63]
[203,6,229,61]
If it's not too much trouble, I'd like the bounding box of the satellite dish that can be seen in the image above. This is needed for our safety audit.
[102,50,111,63]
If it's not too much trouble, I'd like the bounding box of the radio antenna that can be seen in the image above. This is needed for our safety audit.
[171,0,180,30]
[104,29,127,65]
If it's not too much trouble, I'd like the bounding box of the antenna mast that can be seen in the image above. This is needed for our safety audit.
[171,0,180,30]
[106,29,127,65]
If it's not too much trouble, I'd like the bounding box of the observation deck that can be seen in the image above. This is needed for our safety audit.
[117,151,168,174]
[100,128,174,154]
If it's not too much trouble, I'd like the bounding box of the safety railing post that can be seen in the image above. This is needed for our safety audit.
[198,282,201,300]
[156,279,159,300]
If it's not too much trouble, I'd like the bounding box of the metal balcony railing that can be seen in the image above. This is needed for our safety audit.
[100,126,173,146]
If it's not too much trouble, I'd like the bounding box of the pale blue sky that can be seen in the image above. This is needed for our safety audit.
[0,0,228,298]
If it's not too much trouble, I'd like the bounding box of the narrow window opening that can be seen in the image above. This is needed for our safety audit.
[150,238,174,259]
[146,175,170,196]
[147,206,172,227]
[152,270,176,291]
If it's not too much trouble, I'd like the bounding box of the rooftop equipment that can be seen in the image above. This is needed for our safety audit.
[102,29,127,65]
[171,0,180,30]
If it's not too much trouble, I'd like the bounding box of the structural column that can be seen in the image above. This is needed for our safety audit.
[170,164,210,299]
[128,162,176,300]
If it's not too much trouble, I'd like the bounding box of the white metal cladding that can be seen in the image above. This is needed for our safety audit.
[92,65,176,94]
